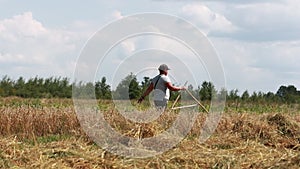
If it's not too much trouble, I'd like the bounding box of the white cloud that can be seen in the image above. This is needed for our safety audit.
[221,0,300,41]
[1,0,299,94]
[181,4,238,35]
[0,53,26,64]
[0,12,47,42]
[0,12,89,79]
[102,33,212,89]
[112,10,124,20]
[120,40,135,55]
[179,1,300,92]
[211,37,300,93]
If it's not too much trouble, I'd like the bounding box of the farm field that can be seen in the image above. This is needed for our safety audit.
[1,97,300,168]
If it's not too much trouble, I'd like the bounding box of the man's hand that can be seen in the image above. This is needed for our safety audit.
[180,86,186,90]
[137,96,144,103]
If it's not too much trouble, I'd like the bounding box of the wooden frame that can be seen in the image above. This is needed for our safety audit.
[171,82,209,113]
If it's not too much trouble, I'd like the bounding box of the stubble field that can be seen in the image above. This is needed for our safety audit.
[0,97,300,168]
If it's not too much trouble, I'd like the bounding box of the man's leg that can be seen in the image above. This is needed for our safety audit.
[154,99,168,110]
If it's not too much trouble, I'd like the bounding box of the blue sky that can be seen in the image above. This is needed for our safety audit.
[1,0,300,94]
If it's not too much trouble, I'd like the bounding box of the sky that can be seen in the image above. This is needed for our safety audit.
[1,0,300,94]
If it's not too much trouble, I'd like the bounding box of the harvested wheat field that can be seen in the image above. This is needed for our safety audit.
[1,98,300,168]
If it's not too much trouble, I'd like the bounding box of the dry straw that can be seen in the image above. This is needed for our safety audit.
[1,97,300,168]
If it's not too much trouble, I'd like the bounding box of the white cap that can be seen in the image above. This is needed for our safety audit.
[158,64,170,71]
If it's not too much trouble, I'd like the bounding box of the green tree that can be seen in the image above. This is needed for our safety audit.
[228,89,239,100]
[0,76,15,96]
[60,77,72,98]
[14,77,26,97]
[129,75,141,99]
[199,81,217,101]
[218,88,227,101]
[241,90,250,101]
[114,73,141,100]
[250,91,257,102]
[276,85,299,103]
[73,82,95,99]
[141,76,150,92]
[95,77,112,99]
[257,91,265,103]
[264,92,277,103]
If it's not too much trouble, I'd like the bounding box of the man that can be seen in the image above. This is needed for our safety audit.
[138,64,185,109]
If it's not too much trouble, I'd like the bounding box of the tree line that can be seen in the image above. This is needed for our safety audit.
[0,74,300,103]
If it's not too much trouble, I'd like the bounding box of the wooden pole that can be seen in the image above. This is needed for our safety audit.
[185,89,209,113]
[171,94,181,109]
[171,81,188,109]
[171,104,198,110]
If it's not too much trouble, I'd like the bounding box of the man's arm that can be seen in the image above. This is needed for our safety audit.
[166,82,185,91]
[138,83,154,103]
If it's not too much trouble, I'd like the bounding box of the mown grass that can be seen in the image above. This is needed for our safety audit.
[0,97,300,168]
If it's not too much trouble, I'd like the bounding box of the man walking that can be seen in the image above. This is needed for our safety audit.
[138,64,185,109]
